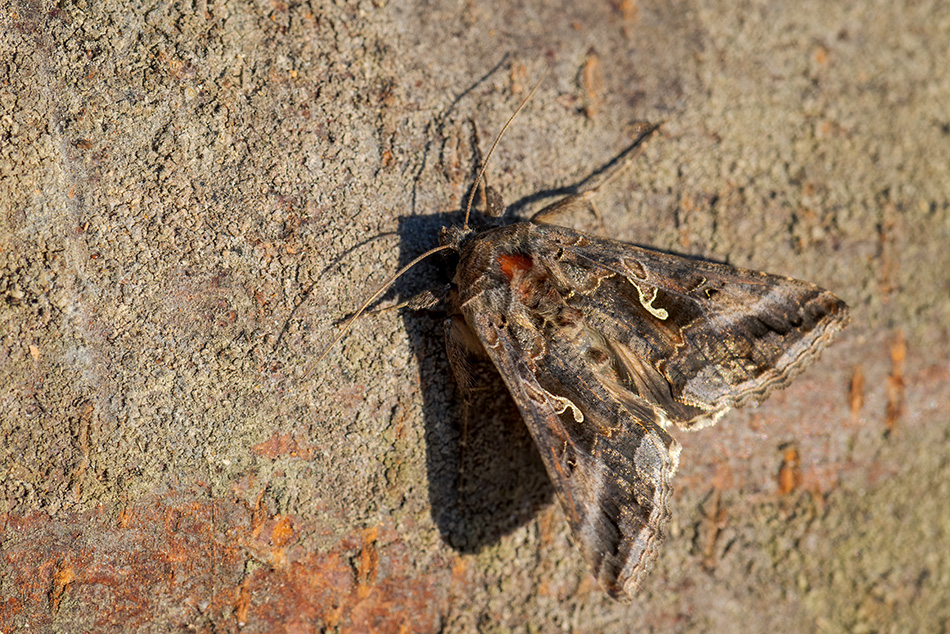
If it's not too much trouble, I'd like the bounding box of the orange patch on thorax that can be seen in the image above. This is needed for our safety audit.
[498,253,534,280]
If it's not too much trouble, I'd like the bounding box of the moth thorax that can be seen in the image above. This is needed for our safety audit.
[498,253,534,280]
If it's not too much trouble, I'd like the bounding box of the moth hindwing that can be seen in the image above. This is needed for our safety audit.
[418,124,847,599]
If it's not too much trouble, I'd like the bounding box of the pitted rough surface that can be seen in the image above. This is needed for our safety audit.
[1,0,948,631]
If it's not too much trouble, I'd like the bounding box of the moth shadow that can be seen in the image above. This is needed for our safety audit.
[394,213,555,554]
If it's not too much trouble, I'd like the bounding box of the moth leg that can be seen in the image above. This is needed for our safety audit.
[443,314,487,393]
[444,313,492,492]
[529,190,602,227]
[404,284,452,311]
[481,184,506,218]
[464,180,506,219]
[357,283,452,318]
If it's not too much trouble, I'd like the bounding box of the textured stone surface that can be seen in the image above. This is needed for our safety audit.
[1,0,948,631]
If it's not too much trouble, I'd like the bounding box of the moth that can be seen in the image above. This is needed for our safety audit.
[321,109,849,600]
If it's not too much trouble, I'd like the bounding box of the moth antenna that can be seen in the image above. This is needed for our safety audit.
[304,243,454,378]
[307,70,546,378]
[463,72,547,229]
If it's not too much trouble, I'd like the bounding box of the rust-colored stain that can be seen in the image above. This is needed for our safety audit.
[777,446,803,495]
[849,365,865,422]
[710,462,735,491]
[613,0,638,37]
[50,563,76,613]
[252,432,319,459]
[116,505,133,528]
[885,330,906,434]
[0,490,451,632]
[235,576,252,625]
[271,516,294,548]
[509,61,527,95]
[356,526,380,600]
[581,48,604,118]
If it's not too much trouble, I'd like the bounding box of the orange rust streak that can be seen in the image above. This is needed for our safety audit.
[2,494,451,632]
[271,516,294,548]
[234,577,252,624]
[498,253,533,280]
[777,448,803,494]
[50,564,76,613]
[356,526,380,600]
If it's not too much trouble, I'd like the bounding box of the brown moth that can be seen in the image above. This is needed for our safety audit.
[322,113,849,599]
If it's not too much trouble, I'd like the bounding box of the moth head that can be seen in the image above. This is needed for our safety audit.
[439,224,477,251]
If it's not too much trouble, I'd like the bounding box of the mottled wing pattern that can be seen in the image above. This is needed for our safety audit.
[452,221,848,597]
[460,291,682,598]
[536,223,850,429]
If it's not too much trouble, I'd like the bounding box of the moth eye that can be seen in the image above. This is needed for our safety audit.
[588,348,609,364]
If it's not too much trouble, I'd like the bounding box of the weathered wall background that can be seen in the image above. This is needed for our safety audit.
[2,0,948,631]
